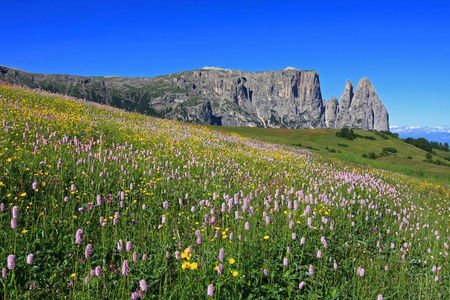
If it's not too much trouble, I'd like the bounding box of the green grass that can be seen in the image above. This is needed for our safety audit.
[434,149,450,161]
[1,83,450,299]
[209,126,450,186]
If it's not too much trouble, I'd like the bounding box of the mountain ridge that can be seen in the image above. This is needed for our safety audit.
[0,65,389,131]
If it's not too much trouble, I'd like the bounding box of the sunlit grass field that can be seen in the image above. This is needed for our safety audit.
[210,126,450,187]
[1,82,449,299]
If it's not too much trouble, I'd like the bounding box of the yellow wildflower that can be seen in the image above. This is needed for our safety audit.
[182,261,190,269]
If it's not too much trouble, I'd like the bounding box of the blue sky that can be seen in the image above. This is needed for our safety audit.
[1,0,449,141]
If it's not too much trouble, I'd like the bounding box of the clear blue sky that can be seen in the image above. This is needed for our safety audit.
[1,0,449,130]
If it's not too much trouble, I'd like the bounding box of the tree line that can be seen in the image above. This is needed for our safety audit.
[404,137,449,153]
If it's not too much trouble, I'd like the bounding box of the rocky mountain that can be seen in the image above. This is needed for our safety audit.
[0,65,389,131]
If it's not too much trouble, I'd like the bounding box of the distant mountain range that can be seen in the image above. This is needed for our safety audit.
[391,126,450,144]
[0,65,389,131]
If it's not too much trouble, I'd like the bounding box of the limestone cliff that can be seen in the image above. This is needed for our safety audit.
[0,65,389,131]
[333,78,389,131]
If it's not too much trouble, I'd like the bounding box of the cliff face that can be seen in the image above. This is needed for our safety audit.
[333,78,389,131]
[167,68,326,128]
[0,65,389,131]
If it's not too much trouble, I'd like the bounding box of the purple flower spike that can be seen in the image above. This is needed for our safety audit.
[207,284,214,296]
[122,260,129,276]
[196,230,202,244]
[85,244,92,259]
[75,229,83,245]
[299,281,305,290]
[11,218,17,229]
[140,279,148,291]
[360,268,365,277]
[27,254,34,265]
[7,255,15,270]
[12,206,18,219]
[126,241,132,252]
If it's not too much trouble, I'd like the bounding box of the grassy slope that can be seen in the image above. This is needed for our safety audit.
[434,148,450,160]
[209,126,450,186]
[1,84,450,299]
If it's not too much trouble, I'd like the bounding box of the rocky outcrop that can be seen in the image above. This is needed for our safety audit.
[333,78,389,131]
[323,97,339,128]
[335,80,354,128]
[0,65,389,131]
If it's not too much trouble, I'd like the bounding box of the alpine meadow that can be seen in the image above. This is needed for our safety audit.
[1,81,450,299]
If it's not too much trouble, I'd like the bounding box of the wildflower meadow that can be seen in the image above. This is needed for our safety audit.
[0,81,449,299]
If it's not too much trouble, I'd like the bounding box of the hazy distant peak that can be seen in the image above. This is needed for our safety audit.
[284,66,298,70]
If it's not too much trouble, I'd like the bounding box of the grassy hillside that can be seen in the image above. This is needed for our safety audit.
[434,148,450,161]
[1,83,450,299]
[209,126,450,186]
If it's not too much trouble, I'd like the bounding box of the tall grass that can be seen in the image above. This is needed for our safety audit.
[0,83,449,299]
